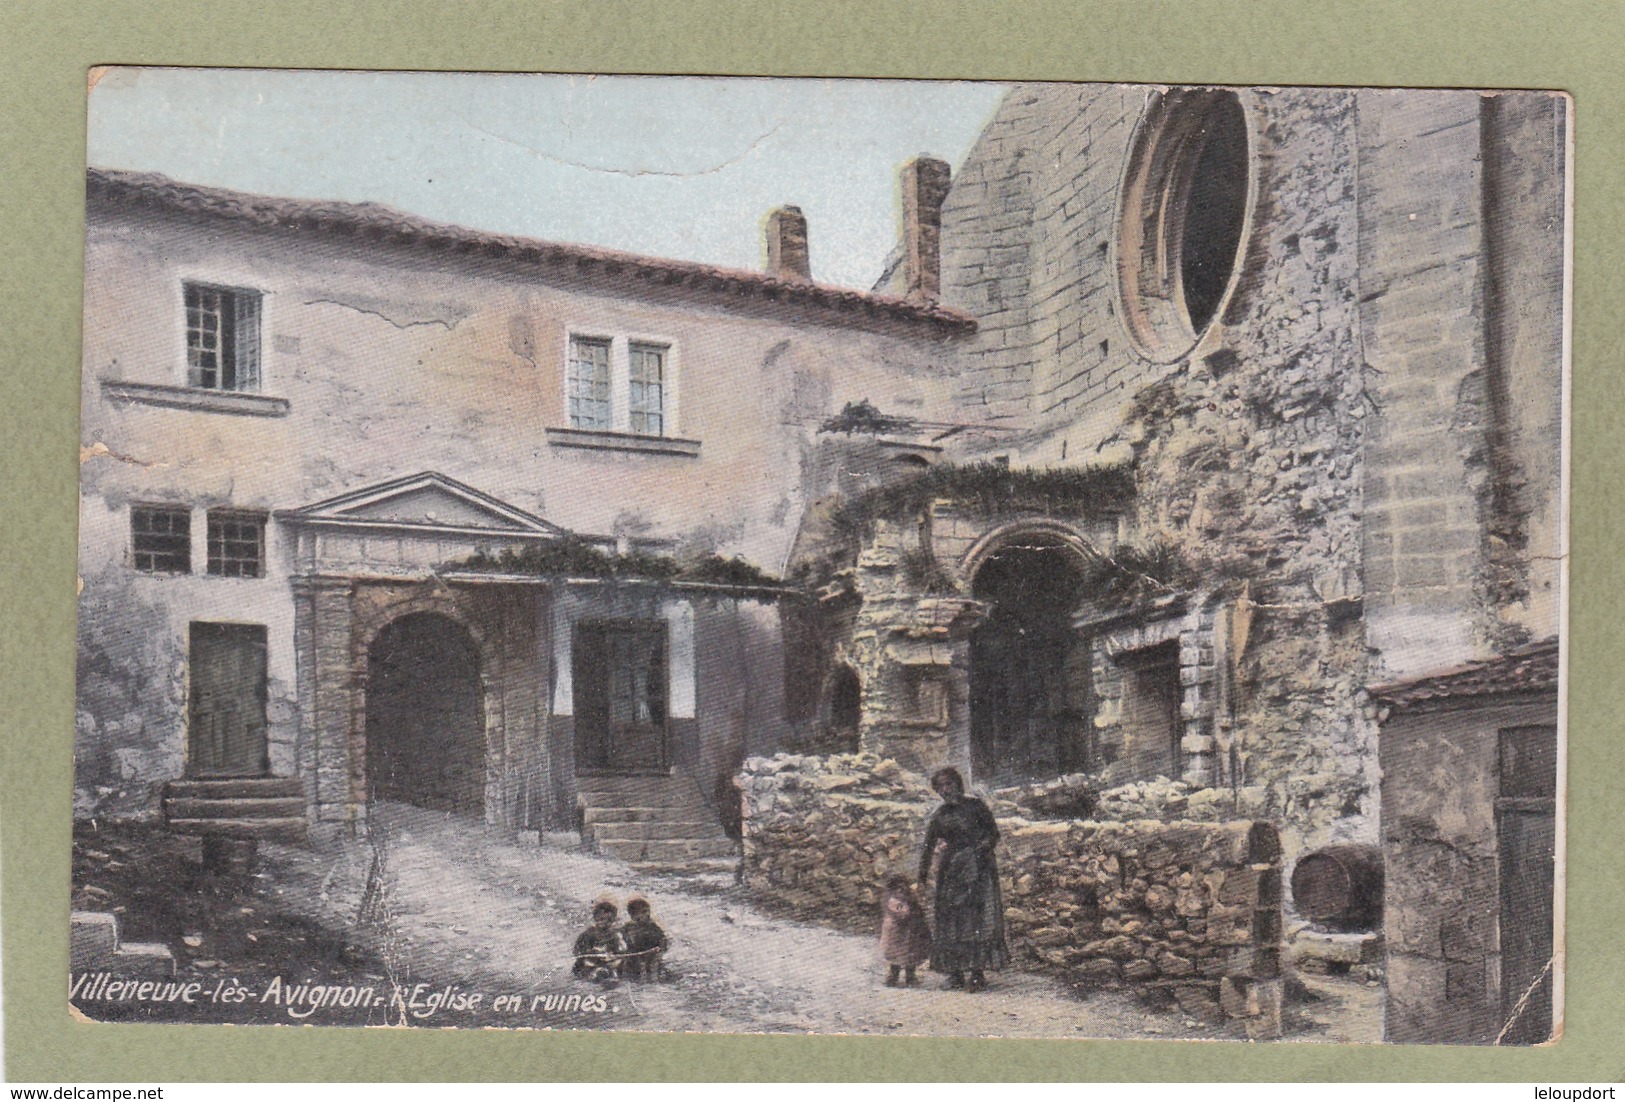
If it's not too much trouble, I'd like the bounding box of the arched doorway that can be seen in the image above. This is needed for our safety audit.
[366,612,486,814]
[969,534,1094,785]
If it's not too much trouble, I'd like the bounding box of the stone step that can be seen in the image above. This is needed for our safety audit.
[588,819,726,842]
[69,911,177,978]
[577,788,706,810]
[581,793,713,810]
[163,777,304,800]
[630,855,741,877]
[166,817,308,841]
[114,942,177,978]
[594,836,738,862]
[70,910,120,970]
[582,806,665,826]
[582,801,711,822]
[164,796,307,820]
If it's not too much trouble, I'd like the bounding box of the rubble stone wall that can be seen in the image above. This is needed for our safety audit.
[738,754,1282,1006]
[936,85,1379,859]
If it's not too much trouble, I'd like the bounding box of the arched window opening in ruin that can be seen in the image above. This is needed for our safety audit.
[1117,88,1252,362]
[969,535,1095,786]
[365,611,485,814]
[823,663,862,751]
[829,664,862,733]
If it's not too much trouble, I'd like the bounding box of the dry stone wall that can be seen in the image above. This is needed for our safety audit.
[737,753,1283,1028]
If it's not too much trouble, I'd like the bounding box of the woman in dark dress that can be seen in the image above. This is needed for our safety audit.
[917,766,1008,992]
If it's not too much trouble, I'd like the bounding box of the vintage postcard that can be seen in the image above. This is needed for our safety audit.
[72,69,1568,1045]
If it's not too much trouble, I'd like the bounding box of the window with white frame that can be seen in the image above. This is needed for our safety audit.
[566,336,613,430]
[628,342,666,436]
[185,282,263,392]
[564,334,672,437]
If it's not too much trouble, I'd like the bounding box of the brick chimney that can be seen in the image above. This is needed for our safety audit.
[902,156,951,302]
[766,205,812,282]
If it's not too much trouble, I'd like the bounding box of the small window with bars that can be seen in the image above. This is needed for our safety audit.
[185,282,262,391]
[567,336,612,429]
[207,510,267,578]
[131,505,191,573]
[628,342,666,436]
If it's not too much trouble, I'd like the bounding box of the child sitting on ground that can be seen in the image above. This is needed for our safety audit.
[878,874,932,987]
[572,900,625,982]
[618,896,669,981]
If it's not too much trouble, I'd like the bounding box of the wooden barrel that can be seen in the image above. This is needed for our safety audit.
[1290,844,1383,931]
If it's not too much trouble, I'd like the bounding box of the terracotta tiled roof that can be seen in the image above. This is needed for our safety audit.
[1368,639,1560,709]
[85,168,977,335]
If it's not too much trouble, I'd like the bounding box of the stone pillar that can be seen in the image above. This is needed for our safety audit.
[292,575,360,833]
[851,593,986,778]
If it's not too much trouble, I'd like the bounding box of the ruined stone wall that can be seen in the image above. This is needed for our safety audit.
[939,83,1151,441]
[738,754,1282,1017]
[1480,94,1566,647]
[1358,90,1566,675]
[1357,92,1495,677]
[935,85,1378,857]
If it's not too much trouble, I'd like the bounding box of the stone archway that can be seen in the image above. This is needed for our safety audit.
[819,662,862,752]
[364,611,486,814]
[964,523,1099,785]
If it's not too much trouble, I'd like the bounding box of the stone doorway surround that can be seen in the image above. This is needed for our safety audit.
[279,471,561,835]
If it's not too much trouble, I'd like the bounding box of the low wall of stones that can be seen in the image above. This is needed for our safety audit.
[738,753,1284,1031]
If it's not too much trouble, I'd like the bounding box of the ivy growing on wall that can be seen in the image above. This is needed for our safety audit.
[830,460,1137,544]
[447,536,780,589]
[1075,537,1201,608]
[819,398,914,436]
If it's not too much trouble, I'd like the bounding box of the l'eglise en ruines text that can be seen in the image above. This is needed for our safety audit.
[70,974,612,1020]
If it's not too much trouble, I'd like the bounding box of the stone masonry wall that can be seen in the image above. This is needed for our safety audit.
[738,754,1284,1028]
[1358,91,1566,675]
[937,85,1379,860]
[1356,91,1496,678]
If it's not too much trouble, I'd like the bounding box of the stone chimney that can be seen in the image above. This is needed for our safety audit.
[766,205,812,282]
[902,156,951,302]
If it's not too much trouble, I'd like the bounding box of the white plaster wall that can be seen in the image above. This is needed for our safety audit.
[78,199,960,815]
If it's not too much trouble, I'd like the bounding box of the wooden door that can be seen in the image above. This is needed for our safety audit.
[1120,642,1183,781]
[1497,723,1558,1044]
[574,621,667,774]
[188,622,269,777]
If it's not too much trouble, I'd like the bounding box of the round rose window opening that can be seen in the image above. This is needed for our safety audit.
[1116,89,1252,362]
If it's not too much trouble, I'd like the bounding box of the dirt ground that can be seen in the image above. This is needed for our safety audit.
[71,806,1383,1041]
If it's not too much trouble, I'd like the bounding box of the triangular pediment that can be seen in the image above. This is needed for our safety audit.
[281,472,564,539]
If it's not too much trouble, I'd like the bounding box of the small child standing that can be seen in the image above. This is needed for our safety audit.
[572,900,625,982]
[618,896,669,981]
[878,874,932,987]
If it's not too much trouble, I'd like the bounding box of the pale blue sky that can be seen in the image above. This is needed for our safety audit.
[88,69,1008,291]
